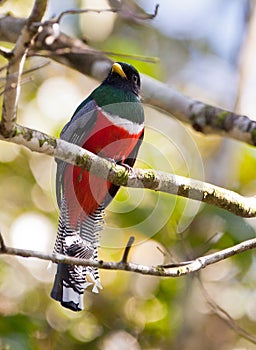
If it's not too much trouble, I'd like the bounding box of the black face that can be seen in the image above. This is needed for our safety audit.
[104,62,141,96]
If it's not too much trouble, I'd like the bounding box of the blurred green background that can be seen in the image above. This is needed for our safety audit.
[1,0,256,349]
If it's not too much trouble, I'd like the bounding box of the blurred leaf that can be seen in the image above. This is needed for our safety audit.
[0,314,40,350]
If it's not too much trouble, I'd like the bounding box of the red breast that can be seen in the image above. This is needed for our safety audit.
[64,110,143,227]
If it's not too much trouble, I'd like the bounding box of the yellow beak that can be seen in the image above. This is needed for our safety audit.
[111,63,127,79]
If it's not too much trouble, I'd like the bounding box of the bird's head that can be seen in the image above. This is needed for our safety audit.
[104,62,141,96]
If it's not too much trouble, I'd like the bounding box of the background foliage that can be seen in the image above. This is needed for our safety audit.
[1,0,256,349]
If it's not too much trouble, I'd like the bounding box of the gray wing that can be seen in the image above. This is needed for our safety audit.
[56,99,98,208]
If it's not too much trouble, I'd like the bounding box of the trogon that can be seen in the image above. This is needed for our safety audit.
[51,62,144,311]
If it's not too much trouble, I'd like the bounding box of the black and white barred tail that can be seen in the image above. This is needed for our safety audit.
[50,198,103,311]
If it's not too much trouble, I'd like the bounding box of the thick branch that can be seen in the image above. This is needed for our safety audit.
[1,15,256,145]
[1,233,256,277]
[142,75,256,145]
[0,123,256,218]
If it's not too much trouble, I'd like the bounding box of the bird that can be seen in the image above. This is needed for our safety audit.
[50,62,144,311]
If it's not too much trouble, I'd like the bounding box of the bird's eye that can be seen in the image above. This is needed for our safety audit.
[132,74,138,85]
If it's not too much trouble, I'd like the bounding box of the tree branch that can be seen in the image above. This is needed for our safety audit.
[56,4,159,23]
[1,232,256,277]
[142,75,256,145]
[198,279,256,345]
[1,14,256,146]
[0,123,256,218]
[0,4,255,347]
[0,1,47,137]
[120,236,135,263]
[0,3,255,219]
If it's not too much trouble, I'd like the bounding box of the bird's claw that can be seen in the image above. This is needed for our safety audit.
[121,163,137,179]
[105,158,137,180]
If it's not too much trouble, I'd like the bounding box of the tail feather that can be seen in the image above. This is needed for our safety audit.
[51,198,104,312]
[80,206,104,282]
[51,263,84,311]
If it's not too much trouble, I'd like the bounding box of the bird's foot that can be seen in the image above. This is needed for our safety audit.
[105,158,137,179]
[121,163,137,179]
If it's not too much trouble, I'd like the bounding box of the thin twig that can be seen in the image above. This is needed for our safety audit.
[22,60,50,76]
[56,4,159,23]
[120,236,135,263]
[0,76,33,97]
[99,51,159,63]
[0,63,49,81]
[1,235,256,277]
[199,279,256,344]
[57,8,119,23]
